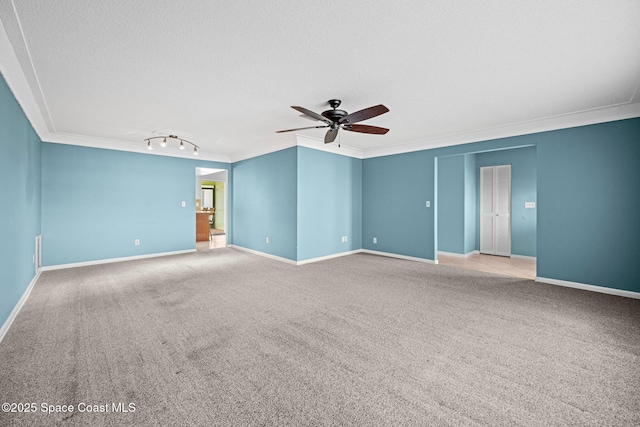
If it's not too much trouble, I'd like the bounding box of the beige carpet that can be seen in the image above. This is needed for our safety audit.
[1,248,638,426]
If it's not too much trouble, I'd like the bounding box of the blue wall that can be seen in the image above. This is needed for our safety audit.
[231,146,362,262]
[437,155,465,254]
[3,60,639,334]
[0,73,41,328]
[476,146,537,257]
[41,143,229,266]
[537,120,640,292]
[232,147,298,260]
[363,119,640,293]
[363,151,435,259]
[297,147,362,260]
[463,154,477,254]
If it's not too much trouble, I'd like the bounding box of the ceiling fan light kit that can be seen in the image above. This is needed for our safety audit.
[144,135,199,155]
[277,99,389,145]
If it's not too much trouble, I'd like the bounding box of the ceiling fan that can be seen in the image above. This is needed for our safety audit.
[276,99,389,144]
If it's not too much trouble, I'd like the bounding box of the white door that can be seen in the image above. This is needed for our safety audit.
[480,165,511,256]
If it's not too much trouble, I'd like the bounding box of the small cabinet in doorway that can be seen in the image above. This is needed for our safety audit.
[196,213,210,242]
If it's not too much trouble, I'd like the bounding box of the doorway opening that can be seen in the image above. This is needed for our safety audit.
[435,146,537,279]
[195,167,228,251]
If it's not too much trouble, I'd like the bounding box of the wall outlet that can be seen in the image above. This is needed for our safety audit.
[266,237,269,244]
[426,201,431,208]
[525,202,536,208]
[135,239,140,246]
[181,201,186,207]
[373,237,377,244]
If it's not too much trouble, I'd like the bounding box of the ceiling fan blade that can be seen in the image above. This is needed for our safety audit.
[339,104,389,124]
[291,106,332,124]
[325,128,338,144]
[343,124,389,135]
[276,125,328,133]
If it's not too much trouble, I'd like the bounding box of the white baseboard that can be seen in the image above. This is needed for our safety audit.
[229,245,438,266]
[230,246,360,266]
[296,250,362,265]
[535,277,640,300]
[438,250,479,258]
[0,270,41,344]
[511,254,537,261]
[362,249,437,264]
[228,245,298,265]
[40,249,197,271]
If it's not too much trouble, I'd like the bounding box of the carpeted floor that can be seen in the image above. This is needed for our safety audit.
[1,248,639,426]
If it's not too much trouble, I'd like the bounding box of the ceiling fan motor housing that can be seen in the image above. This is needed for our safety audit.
[322,99,348,123]
[321,109,348,122]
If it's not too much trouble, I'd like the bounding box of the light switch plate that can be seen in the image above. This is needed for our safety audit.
[525,202,536,208]
[426,201,430,208]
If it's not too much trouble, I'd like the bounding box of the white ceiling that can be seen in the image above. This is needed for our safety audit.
[1,1,639,162]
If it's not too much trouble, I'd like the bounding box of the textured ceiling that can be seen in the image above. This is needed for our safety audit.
[1,0,639,161]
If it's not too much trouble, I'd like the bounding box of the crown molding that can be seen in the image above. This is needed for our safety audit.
[0,15,49,137]
[296,135,364,159]
[4,14,638,165]
[2,18,231,163]
[43,133,232,163]
[229,134,298,163]
[361,102,640,159]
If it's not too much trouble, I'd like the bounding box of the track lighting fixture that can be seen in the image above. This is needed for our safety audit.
[144,135,199,155]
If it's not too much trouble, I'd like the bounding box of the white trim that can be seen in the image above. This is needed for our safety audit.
[40,249,196,271]
[229,134,298,163]
[44,135,231,163]
[230,245,440,266]
[0,271,41,344]
[438,250,479,258]
[296,250,362,265]
[0,16,49,138]
[362,249,437,264]
[296,135,364,159]
[0,19,230,163]
[510,254,536,261]
[229,134,365,163]
[535,277,640,300]
[362,103,640,159]
[2,9,640,164]
[228,245,298,265]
